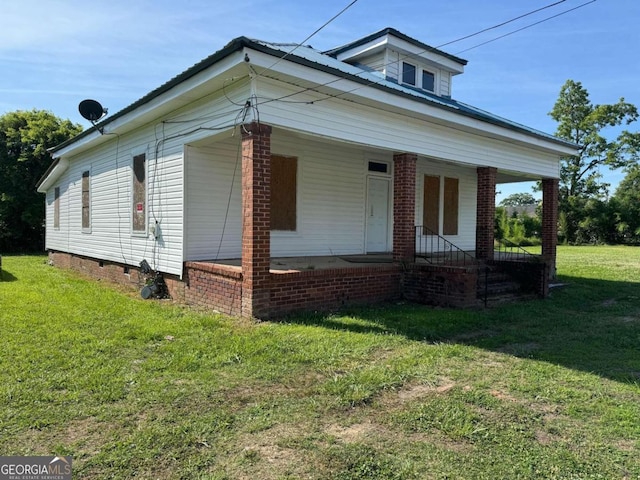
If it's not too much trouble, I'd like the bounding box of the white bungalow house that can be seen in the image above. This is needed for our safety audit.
[37,28,577,318]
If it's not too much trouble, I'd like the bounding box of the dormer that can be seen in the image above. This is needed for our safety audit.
[325,27,467,98]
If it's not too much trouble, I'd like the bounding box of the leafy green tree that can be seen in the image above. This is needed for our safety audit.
[0,110,82,252]
[499,192,537,207]
[610,165,640,243]
[549,80,640,244]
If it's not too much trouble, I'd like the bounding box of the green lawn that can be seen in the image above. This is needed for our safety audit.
[1,246,639,479]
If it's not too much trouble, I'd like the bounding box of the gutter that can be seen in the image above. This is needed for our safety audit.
[36,158,68,193]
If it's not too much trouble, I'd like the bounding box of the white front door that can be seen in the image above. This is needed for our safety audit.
[366,177,390,252]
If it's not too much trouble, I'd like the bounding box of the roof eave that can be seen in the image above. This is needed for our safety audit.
[48,36,253,155]
[325,27,468,66]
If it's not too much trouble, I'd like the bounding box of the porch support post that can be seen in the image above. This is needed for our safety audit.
[241,122,272,319]
[393,152,417,262]
[475,166,497,261]
[542,178,559,281]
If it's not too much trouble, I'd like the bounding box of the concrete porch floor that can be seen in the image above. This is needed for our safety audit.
[199,254,395,273]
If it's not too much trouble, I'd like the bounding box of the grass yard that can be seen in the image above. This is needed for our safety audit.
[0,246,639,479]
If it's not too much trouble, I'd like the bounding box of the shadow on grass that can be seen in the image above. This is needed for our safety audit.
[0,269,18,282]
[284,275,640,385]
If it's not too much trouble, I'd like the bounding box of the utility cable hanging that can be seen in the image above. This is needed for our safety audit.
[254,0,597,108]
[456,0,597,54]
[436,0,568,49]
[254,0,359,76]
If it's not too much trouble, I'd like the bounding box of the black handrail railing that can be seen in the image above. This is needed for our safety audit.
[415,225,479,267]
[494,238,538,262]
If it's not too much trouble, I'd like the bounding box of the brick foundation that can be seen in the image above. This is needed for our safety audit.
[270,265,402,316]
[47,250,184,299]
[403,264,479,308]
[49,249,552,318]
[183,262,242,316]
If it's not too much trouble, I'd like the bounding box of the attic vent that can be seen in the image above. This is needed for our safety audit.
[368,161,388,173]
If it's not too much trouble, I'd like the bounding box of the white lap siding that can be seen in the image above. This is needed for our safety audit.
[416,158,478,251]
[44,127,185,276]
[185,131,376,260]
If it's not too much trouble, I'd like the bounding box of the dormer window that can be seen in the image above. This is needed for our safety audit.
[327,28,467,98]
[403,61,437,93]
[402,62,416,85]
[422,70,435,92]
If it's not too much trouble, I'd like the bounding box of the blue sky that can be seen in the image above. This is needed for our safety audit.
[2,0,638,200]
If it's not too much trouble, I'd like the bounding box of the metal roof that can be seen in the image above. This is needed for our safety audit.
[324,27,468,66]
[48,33,575,156]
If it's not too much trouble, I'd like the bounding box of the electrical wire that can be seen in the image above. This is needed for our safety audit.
[102,131,127,265]
[213,103,252,261]
[435,0,568,49]
[255,0,360,77]
[251,0,595,107]
[455,0,597,54]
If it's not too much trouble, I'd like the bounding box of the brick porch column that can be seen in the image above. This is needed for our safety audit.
[475,167,497,261]
[241,122,272,319]
[542,178,559,280]
[393,153,417,262]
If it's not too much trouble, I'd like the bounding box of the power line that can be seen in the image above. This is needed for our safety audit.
[255,0,360,76]
[252,1,589,108]
[456,0,597,54]
[255,0,596,108]
[436,0,568,49]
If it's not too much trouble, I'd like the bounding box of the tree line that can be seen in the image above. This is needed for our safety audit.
[498,80,640,246]
[1,80,639,253]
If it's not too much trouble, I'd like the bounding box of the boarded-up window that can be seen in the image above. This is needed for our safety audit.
[271,155,297,231]
[81,171,90,230]
[54,187,60,229]
[422,175,440,234]
[132,153,146,233]
[443,177,459,235]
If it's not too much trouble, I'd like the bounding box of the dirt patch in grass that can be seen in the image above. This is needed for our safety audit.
[489,389,518,402]
[392,378,456,403]
[227,423,318,480]
[535,429,561,445]
[326,420,382,443]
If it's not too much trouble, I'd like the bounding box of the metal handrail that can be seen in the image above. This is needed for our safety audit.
[414,225,479,267]
[494,238,538,262]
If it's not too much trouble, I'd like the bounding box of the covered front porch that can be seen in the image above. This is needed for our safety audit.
[182,121,559,318]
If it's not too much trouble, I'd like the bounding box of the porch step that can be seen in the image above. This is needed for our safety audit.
[477,265,525,305]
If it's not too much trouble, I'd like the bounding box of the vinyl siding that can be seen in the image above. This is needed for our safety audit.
[440,71,451,96]
[416,158,477,251]
[184,139,242,260]
[256,77,560,179]
[44,84,251,276]
[355,52,386,74]
[185,131,373,260]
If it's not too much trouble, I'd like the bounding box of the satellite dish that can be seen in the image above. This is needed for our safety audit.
[78,99,107,122]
